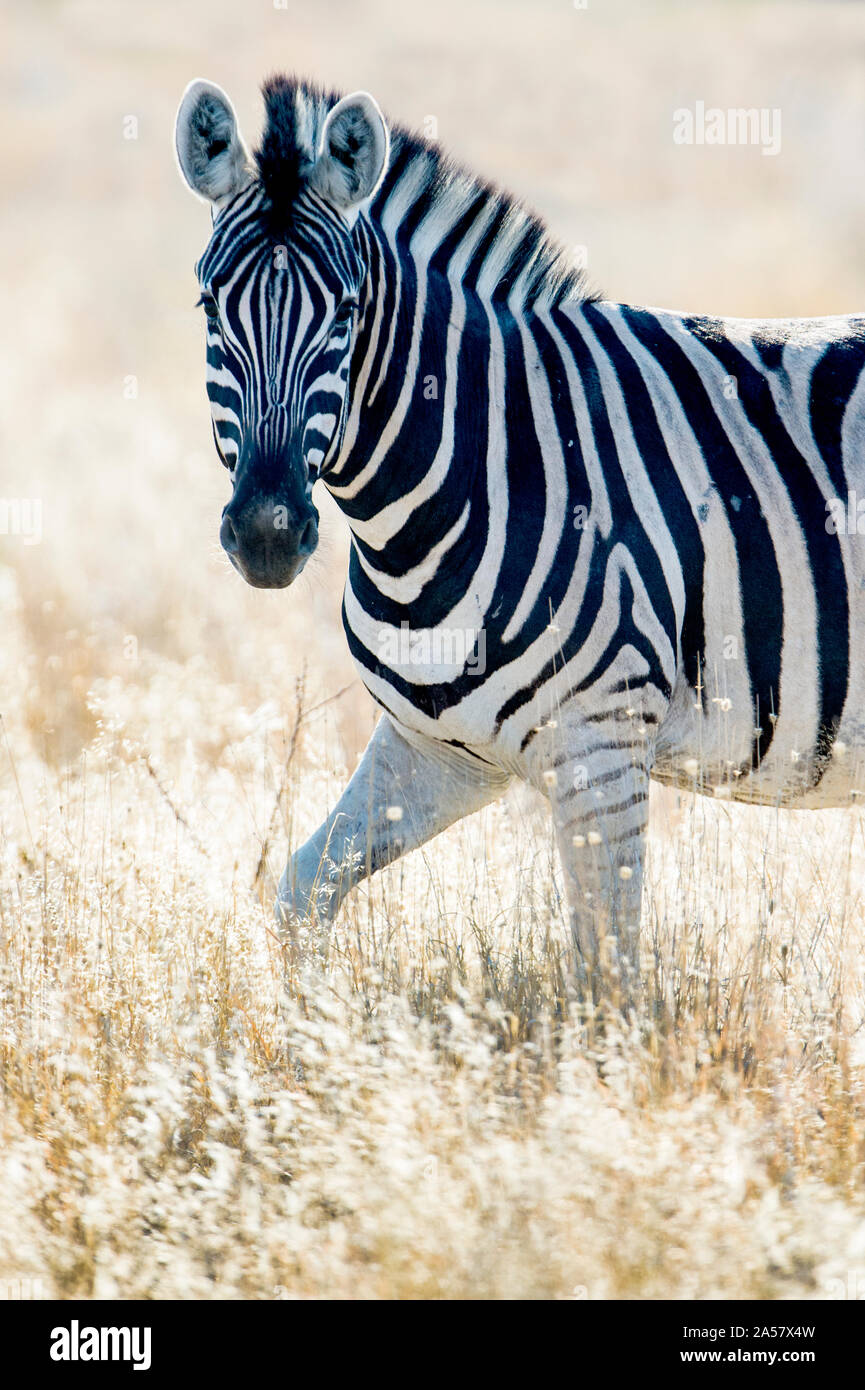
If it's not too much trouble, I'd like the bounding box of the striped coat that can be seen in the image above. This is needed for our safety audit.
[176,75,865,1002]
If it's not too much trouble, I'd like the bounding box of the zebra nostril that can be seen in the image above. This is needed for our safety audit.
[220,511,239,554]
[298,517,318,554]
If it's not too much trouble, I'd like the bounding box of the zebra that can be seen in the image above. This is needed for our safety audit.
[175,74,865,1003]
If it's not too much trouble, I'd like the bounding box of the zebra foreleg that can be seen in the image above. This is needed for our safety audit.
[276,714,510,937]
[541,739,650,1007]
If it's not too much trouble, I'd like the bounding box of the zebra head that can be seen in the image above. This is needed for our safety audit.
[175,78,389,588]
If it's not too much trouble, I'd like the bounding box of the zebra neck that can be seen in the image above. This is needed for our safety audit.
[322,209,494,608]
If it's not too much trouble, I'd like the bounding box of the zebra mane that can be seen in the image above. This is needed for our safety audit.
[254,74,596,310]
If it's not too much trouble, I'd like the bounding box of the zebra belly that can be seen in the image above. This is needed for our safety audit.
[653,673,865,808]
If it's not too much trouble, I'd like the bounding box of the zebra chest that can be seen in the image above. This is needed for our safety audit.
[341,568,506,752]
[355,655,499,752]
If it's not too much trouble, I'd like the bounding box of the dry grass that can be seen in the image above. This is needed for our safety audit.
[2,634,865,1300]
[2,0,865,1300]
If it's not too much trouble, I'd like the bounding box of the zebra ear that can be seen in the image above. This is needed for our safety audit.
[310,92,389,216]
[175,79,252,207]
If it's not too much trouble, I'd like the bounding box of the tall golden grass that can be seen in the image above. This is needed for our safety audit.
[2,0,865,1299]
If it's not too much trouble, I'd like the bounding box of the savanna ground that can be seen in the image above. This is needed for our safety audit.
[2,0,865,1299]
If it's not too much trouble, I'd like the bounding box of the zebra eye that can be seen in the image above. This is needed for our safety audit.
[196,292,220,328]
[332,298,357,327]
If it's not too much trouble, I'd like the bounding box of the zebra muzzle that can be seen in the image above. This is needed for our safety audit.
[220,496,318,588]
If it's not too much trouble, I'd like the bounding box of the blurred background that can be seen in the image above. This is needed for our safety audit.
[3,0,865,778]
[3,0,865,1301]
